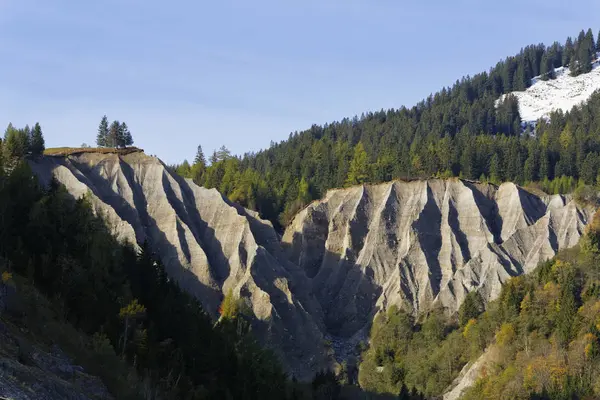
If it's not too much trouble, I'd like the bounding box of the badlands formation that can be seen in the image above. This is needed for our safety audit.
[31,151,593,377]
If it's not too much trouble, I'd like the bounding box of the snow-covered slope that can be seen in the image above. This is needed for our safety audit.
[499,59,600,123]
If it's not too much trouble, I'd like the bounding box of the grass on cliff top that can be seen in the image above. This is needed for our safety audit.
[44,147,144,157]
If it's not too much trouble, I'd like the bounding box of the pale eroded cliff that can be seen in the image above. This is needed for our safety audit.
[31,153,593,380]
[282,179,592,337]
[30,152,326,380]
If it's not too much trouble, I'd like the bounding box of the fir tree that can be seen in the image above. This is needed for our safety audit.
[97,115,109,147]
[29,122,45,157]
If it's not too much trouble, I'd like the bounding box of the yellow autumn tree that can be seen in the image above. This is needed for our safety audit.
[219,289,238,319]
[119,299,146,357]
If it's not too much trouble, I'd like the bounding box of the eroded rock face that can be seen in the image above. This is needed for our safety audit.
[282,179,593,337]
[30,153,593,379]
[30,152,326,380]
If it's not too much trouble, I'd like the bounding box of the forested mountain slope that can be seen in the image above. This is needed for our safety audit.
[174,28,600,231]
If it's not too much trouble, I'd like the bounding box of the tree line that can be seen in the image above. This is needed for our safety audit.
[96,115,134,148]
[171,28,600,230]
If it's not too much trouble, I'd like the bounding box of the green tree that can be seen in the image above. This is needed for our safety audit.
[298,176,311,204]
[97,115,109,147]
[118,299,146,357]
[345,142,369,186]
[556,264,578,347]
[563,37,574,66]
[3,123,29,161]
[489,153,502,184]
[194,145,206,167]
[29,122,45,157]
[216,145,232,162]
[119,122,133,147]
[458,292,483,327]
[107,120,120,148]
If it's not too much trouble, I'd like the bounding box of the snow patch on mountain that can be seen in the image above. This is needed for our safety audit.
[498,59,600,123]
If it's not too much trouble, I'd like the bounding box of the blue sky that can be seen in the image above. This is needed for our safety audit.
[1,0,599,163]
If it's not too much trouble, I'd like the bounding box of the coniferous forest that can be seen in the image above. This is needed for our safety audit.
[173,28,600,230]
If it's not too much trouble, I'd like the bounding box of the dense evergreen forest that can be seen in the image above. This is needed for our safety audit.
[358,211,600,399]
[173,28,600,230]
[0,130,296,399]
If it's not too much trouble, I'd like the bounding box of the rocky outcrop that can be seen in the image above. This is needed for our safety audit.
[29,152,326,380]
[30,152,593,380]
[283,179,592,337]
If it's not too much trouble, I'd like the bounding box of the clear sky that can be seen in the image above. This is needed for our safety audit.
[1,0,599,163]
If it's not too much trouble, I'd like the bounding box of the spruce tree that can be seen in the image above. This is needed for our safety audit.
[97,115,109,147]
[194,145,206,166]
[563,37,574,66]
[108,120,120,148]
[597,30,600,53]
[29,122,45,157]
[209,150,218,165]
[120,122,133,147]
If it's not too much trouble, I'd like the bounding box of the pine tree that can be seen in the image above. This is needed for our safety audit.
[597,30,600,53]
[97,115,109,147]
[345,142,369,186]
[29,122,45,157]
[194,145,206,166]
